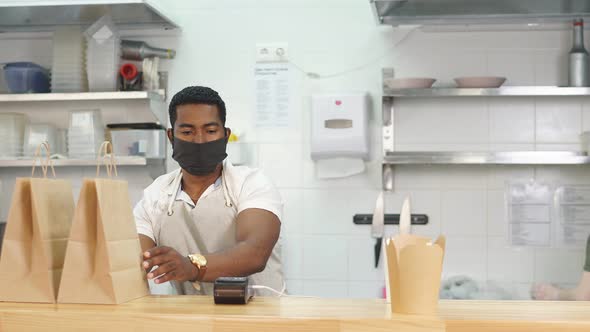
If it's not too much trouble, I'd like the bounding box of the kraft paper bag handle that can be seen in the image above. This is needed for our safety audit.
[96,141,118,178]
[31,141,56,178]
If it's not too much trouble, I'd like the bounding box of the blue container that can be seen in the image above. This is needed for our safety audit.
[3,62,50,93]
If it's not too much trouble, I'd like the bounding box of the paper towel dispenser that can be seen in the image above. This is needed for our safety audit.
[310,93,370,160]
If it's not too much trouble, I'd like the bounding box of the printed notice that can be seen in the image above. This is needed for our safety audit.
[510,223,551,247]
[556,186,590,248]
[254,63,291,128]
[506,181,553,247]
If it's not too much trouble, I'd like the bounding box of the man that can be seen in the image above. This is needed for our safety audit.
[134,86,284,295]
[531,235,590,300]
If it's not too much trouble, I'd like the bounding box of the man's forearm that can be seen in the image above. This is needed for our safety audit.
[139,234,156,253]
[199,241,270,282]
[557,272,590,301]
[557,288,578,300]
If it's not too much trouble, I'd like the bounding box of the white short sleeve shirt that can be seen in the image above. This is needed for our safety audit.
[134,160,283,242]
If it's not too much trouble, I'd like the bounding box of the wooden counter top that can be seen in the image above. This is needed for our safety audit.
[1,296,590,332]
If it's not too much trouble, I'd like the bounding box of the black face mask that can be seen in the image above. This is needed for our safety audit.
[171,135,228,176]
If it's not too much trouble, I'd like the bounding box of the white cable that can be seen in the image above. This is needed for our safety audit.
[249,282,320,299]
[288,26,419,80]
[250,285,286,297]
[250,280,287,297]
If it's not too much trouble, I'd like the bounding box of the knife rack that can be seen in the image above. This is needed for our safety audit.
[353,214,428,225]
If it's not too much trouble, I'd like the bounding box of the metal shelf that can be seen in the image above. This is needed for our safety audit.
[0,90,168,125]
[0,156,167,179]
[0,90,165,103]
[0,156,152,167]
[384,151,590,165]
[384,86,590,98]
[371,0,590,26]
[0,1,177,32]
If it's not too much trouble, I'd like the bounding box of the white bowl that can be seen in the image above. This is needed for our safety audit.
[454,76,506,88]
[384,78,436,89]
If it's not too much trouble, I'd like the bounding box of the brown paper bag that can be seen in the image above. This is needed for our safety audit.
[58,142,149,304]
[0,143,74,303]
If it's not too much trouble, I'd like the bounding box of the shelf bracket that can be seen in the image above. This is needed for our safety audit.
[148,91,167,126]
[382,163,394,191]
[382,68,395,191]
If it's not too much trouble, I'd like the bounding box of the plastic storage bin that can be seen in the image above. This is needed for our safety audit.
[52,26,87,93]
[23,124,57,157]
[3,62,50,93]
[84,15,120,92]
[108,123,165,158]
[68,109,104,158]
[0,113,28,157]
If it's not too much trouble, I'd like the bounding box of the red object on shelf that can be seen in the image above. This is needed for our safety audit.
[120,63,138,81]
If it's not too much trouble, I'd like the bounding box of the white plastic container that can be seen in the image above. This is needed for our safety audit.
[68,109,104,158]
[109,128,166,158]
[23,124,57,157]
[226,142,250,165]
[84,15,120,92]
[0,113,28,157]
[51,26,87,92]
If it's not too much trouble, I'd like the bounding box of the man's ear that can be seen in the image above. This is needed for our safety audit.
[167,128,174,144]
[225,127,232,140]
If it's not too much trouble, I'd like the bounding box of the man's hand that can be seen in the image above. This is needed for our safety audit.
[142,246,198,284]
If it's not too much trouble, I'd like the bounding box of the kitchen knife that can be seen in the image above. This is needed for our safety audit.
[400,197,411,235]
[372,191,384,268]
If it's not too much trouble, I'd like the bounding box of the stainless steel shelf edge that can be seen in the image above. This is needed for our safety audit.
[371,0,590,26]
[384,151,590,165]
[0,90,167,125]
[0,157,167,179]
[148,91,168,126]
[0,0,178,32]
[0,157,151,167]
[383,86,590,97]
[0,90,165,102]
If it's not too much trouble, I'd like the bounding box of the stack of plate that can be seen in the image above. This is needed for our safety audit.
[68,110,104,158]
[51,26,88,93]
[0,113,28,158]
[85,16,120,92]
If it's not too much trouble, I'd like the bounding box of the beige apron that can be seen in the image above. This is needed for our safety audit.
[154,169,284,296]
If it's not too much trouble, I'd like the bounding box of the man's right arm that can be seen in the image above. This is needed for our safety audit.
[140,234,156,253]
[532,235,590,301]
[134,197,157,253]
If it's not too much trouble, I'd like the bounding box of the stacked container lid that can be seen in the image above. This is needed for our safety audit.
[51,26,88,92]
[0,113,28,158]
[68,110,104,158]
[84,15,120,92]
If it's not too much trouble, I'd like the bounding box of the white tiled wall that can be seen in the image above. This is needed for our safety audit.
[1,0,590,300]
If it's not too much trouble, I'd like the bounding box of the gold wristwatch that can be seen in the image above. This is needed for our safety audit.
[187,253,208,281]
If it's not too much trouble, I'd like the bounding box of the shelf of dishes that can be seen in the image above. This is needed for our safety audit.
[383,151,590,165]
[382,74,590,97]
[383,86,590,97]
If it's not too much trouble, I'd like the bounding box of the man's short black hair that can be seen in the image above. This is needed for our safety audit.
[168,86,226,127]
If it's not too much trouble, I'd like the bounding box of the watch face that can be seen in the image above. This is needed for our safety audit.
[195,255,207,266]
